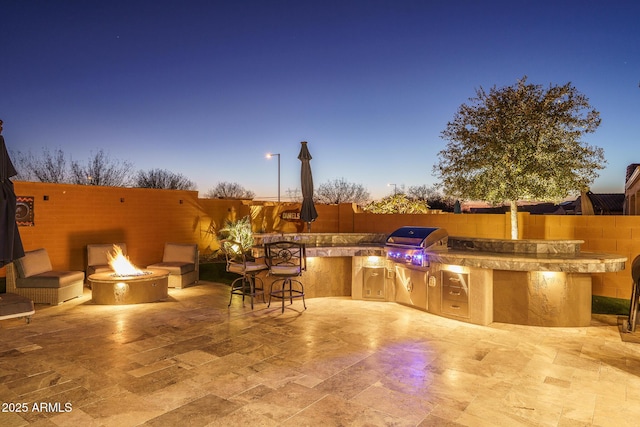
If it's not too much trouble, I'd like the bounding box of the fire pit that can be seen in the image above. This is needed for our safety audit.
[89,270,169,304]
[88,245,169,305]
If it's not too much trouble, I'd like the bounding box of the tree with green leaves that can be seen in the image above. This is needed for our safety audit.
[434,76,605,239]
[407,184,457,212]
[361,193,429,214]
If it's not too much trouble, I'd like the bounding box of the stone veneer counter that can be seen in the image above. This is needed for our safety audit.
[441,236,627,327]
[428,249,626,273]
[448,236,585,254]
[254,232,387,246]
[251,233,388,300]
[251,233,627,327]
[253,234,625,271]
[253,233,387,258]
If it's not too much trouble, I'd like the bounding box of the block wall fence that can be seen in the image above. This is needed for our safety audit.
[4,182,640,300]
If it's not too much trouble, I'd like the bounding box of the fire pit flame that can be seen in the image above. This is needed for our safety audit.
[108,245,151,277]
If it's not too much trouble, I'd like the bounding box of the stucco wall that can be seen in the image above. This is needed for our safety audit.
[5,181,639,300]
[9,182,247,273]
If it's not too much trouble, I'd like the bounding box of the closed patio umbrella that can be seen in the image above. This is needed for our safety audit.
[298,141,318,232]
[0,121,25,268]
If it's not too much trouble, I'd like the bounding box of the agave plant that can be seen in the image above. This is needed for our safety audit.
[218,216,254,252]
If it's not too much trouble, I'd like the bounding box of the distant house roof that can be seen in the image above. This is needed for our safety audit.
[469,202,564,215]
[466,193,624,215]
[626,164,640,184]
[575,192,625,215]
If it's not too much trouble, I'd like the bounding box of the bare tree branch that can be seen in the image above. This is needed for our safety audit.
[70,150,135,186]
[204,182,254,199]
[134,168,196,190]
[315,178,370,205]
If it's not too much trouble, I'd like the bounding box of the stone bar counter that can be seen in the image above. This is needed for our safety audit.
[253,233,387,299]
[254,233,387,257]
[429,237,627,327]
[253,233,626,327]
[441,237,625,273]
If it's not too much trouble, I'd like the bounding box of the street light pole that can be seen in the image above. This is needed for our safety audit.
[267,153,281,202]
[388,183,397,195]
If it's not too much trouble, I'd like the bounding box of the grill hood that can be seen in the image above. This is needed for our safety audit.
[385,226,448,250]
[385,227,448,268]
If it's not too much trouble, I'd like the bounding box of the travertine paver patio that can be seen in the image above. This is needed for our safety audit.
[1,281,640,426]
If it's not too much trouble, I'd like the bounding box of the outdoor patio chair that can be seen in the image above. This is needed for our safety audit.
[264,241,307,313]
[6,248,85,305]
[221,240,268,309]
[147,243,199,288]
[86,243,127,277]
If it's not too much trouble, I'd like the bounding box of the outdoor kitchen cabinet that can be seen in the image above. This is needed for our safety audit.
[427,264,493,326]
[441,270,470,318]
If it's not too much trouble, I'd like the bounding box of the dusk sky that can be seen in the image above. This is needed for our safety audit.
[2,1,639,201]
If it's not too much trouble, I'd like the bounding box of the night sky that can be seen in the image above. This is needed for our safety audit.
[2,0,639,200]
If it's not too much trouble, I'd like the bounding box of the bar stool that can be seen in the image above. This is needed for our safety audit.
[264,241,307,313]
[221,240,268,309]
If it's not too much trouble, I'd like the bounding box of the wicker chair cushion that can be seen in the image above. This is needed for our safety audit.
[16,270,85,289]
[162,243,197,264]
[147,262,195,275]
[87,243,127,267]
[15,248,53,278]
[0,293,35,319]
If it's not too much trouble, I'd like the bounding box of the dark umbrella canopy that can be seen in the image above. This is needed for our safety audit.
[298,141,318,231]
[1,133,25,267]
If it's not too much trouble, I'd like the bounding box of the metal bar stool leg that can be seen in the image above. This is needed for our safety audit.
[228,277,242,307]
[248,273,266,309]
[267,278,281,309]
[283,278,290,313]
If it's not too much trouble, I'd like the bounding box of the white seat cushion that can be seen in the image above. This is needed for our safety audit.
[229,262,267,274]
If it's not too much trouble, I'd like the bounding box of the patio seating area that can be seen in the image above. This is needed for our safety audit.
[1,281,640,426]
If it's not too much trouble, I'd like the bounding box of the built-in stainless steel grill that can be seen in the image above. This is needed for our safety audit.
[385,226,448,268]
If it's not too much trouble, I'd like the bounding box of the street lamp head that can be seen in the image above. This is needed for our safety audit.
[266,153,280,159]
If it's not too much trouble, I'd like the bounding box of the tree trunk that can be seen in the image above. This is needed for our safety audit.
[510,200,518,240]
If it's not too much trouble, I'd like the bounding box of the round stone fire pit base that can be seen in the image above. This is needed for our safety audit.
[89,269,169,305]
